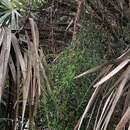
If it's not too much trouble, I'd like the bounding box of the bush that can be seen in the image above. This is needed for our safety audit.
[39,49,96,129]
[38,20,110,130]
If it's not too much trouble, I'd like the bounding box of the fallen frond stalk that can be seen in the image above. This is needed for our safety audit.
[115,107,130,130]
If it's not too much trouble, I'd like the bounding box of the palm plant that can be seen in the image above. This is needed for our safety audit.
[0,0,21,29]
[0,0,48,130]
[0,0,46,28]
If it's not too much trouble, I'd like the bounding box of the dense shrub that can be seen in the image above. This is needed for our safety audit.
[38,20,110,130]
[39,49,96,130]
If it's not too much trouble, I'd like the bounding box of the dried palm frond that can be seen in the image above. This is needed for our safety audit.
[74,48,130,130]
[0,18,49,130]
[115,106,130,130]
[0,27,11,100]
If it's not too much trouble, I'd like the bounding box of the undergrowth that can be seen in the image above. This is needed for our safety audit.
[38,20,113,130]
[39,49,97,130]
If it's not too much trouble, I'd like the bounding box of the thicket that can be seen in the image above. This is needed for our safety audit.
[38,18,112,129]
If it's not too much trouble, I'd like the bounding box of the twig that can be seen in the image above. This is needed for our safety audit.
[72,0,84,41]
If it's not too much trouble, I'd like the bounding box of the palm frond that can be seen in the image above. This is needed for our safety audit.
[0,0,21,29]
[0,27,11,100]
[75,49,130,130]
[0,18,48,129]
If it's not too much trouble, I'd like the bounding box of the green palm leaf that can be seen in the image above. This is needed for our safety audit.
[0,0,21,29]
